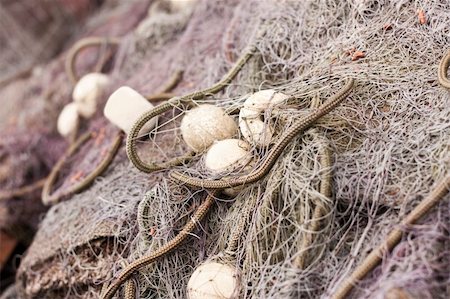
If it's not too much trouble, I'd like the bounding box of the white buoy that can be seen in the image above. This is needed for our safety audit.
[72,73,110,118]
[57,103,79,137]
[239,90,289,147]
[180,105,238,152]
[187,262,240,299]
[104,86,158,135]
[204,139,251,173]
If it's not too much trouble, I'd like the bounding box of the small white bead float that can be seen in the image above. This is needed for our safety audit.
[204,139,251,173]
[239,89,289,147]
[72,73,110,118]
[180,105,238,153]
[187,262,240,299]
[57,102,79,137]
[104,86,158,135]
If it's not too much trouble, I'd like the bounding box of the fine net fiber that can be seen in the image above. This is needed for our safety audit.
[15,0,450,298]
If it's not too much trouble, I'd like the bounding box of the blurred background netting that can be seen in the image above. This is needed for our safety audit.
[0,0,148,295]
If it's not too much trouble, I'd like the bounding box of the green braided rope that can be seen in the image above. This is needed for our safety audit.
[42,131,122,205]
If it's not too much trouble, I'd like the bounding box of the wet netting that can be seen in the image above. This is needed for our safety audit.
[12,0,450,298]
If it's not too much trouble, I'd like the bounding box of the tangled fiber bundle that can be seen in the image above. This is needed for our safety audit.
[0,129,65,241]
[16,162,149,298]
[0,0,72,87]
[358,200,450,298]
[0,0,149,232]
[14,0,450,298]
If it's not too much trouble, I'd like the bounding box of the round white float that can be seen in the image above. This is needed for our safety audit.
[180,105,238,152]
[57,102,79,137]
[204,139,251,173]
[239,89,289,147]
[72,73,110,118]
[187,262,239,299]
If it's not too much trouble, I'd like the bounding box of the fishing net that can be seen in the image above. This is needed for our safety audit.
[0,0,150,294]
[0,0,72,87]
[10,0,450,298]
[0,0,149,232]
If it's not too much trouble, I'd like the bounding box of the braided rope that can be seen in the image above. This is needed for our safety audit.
[41,131,122,205]
[126,45,256,173]
[65,36,120,84]
[101,191,219,299]
[170,78,354,189]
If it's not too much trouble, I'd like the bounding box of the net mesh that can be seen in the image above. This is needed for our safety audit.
[12,0,450,298]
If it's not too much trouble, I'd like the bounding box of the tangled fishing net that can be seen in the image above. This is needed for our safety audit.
[7,0,450,298]
[0,0,149,232]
